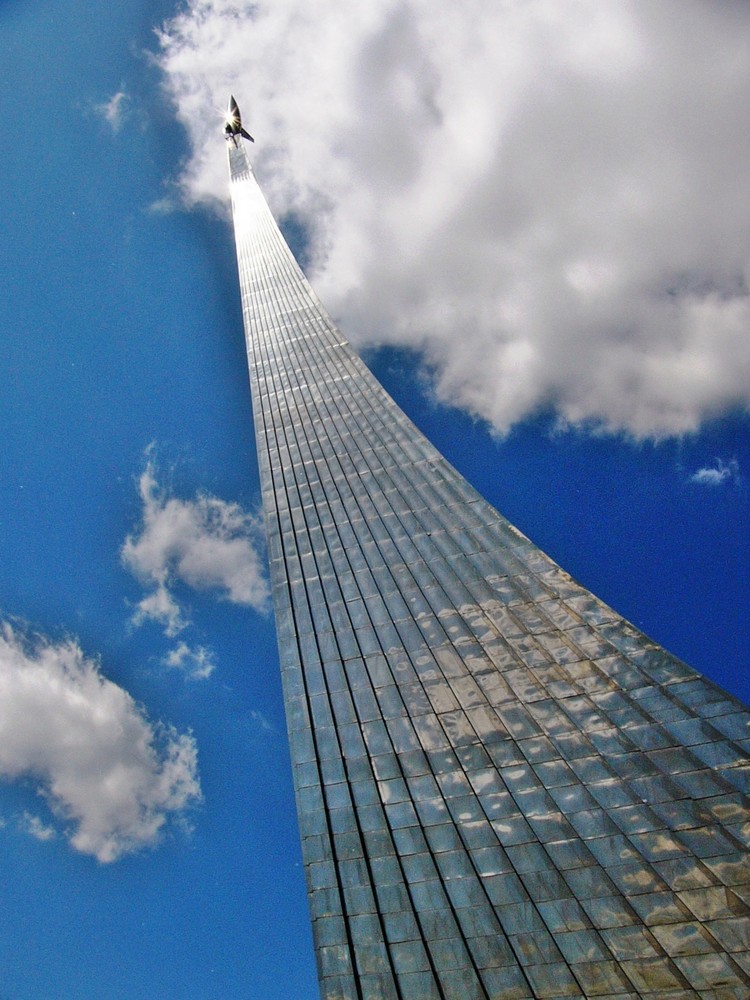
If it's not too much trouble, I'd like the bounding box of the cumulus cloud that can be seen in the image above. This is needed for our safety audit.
[95,90,129,132]
[0,622,200,862]
[122,458,269,645]
[156,0,750,440]
[691,457,741,487]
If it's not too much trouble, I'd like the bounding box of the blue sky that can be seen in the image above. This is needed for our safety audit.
[0,1,748,997]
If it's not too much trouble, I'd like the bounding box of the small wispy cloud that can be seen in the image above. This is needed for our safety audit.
[163,641,216,680]
[95,90,129,133]
[148,195,179,215]
[690,457,741,487]
[131,583,187,639]
[20,812,57,843]
[122,452,269,675]
[0,621,201,863]
[248,709,273,733]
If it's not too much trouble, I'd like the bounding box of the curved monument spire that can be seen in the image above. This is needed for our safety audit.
[228,133,750,1000]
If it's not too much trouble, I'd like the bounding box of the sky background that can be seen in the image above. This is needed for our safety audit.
[0,1,748,997]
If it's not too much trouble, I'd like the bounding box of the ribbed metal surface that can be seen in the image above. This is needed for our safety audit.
[229,143,750,1000]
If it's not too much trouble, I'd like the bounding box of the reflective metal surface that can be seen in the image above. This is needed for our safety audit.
[229,144,750,999]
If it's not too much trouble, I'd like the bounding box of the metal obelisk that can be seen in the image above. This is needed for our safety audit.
[228,131,750,1000]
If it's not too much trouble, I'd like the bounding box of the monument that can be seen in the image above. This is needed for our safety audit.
[227,128,750,999]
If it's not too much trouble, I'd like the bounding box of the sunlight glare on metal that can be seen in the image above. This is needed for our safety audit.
[215,104,234,128]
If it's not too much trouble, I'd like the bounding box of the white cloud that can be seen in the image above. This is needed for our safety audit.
[122,459,269,639]
[95,90,129,133]
[691,457,741,487]
[132,583,187,638]
[156,0,750,440]
[0,622,200,863]
[20,811,57,842]
[163,641,216,680]
[248,709,273,733]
